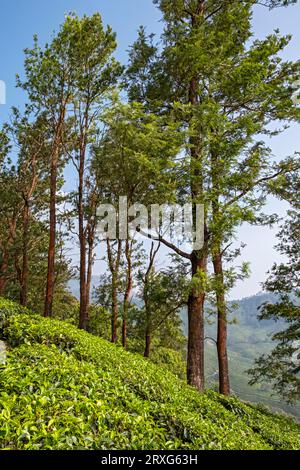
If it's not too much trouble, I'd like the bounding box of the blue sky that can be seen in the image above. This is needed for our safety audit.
[0,0,299,299]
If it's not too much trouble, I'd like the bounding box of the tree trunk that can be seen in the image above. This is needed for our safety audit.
[78,110,90,330]
[210,129,230,395]
[44,148,58,317]
[144,331,151,358]
[86,229,95,312]
[111,273,118,343]
[111,275,119,343]
[0,252,9,296]
[20,200,29,306]
[213,251,230,396]
[78,232,88,329]
[0,218,17,296]
[187,252,207,391]
[107,240,122,344]
[186,1,207,392]
[44,109,66,318]
[78,153,88,330]
[123,240,133,349]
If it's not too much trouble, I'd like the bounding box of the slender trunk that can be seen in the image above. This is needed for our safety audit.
[122,311,127,349]
[144,330,151,358]
[0,252,9,295]
[44,157,57,317]
[142,243,160,358]
[107,240,122,343]
[86,230,95,312]
[123,240,133,349]
[44,108,66,317]
[20,200,30,306]
[213,251,230,396]
[19,155,38,306]
[86,191,98,310]
[0,218,17,296]
[79,234,88,329]
[44,147,58,317]
[210,128,230,395]
[111,273,118,343]
[78,146,88,330]
[78,104,92,330]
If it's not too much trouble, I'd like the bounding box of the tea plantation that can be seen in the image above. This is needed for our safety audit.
[0,298,299,450]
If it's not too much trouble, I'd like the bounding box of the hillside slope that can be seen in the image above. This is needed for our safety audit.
[179,293,300,419]
[0,298,300,450]
[71,280,300,417]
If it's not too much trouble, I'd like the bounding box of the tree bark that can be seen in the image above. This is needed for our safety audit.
[144,331,151,358]
[18,140,39,307]
[185,0,207,392]
[20,200,30,306]
[111,276,118,343]
[0,252,9,295]
[78,147,88,330]
[44,154,57,317]
[187,252,207,390]
[0,218,17,296]
[210,131,230,395]
[123,239,133,349]
[107,240,122,343]
[86,227,95,312]
[213,251,230,396]
[78,107,91,330]
[44,108,66,317]
[86,197,98,316]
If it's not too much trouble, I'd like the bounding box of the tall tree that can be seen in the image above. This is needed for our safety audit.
[125,0,300,392]
[93,99,183,342]
[0,129,18,295]
[18,24,77,317]
[65,14,122,330]
[0,119,72,312]
[9,109,49,306]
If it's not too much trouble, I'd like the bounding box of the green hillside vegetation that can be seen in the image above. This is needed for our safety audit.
[46,282,300,419]
[204,294,300,419]
[1,298,300,450]
[174,294,300,419]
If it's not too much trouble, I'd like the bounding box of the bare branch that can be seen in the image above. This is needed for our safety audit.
[138,228,191,260]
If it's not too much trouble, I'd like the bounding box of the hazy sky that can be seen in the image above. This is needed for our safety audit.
[0,0,299,299]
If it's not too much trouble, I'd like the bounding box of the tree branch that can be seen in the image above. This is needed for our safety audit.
[138,228,191,260]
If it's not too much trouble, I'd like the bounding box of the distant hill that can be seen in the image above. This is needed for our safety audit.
[68,279,300,419]
[202,293,300,420]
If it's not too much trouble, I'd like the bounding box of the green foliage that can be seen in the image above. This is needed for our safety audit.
[0,298,299,450]
[93,98,184,207]
[249,210,300,403]
[87,304,112,341]
[150,346,187,380]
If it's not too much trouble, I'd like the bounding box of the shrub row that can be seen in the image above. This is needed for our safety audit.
[0,297,299,450]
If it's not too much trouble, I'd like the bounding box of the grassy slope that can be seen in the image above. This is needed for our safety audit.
[0,298,300,450]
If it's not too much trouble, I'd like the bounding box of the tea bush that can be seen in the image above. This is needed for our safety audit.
[0,297,299,450]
